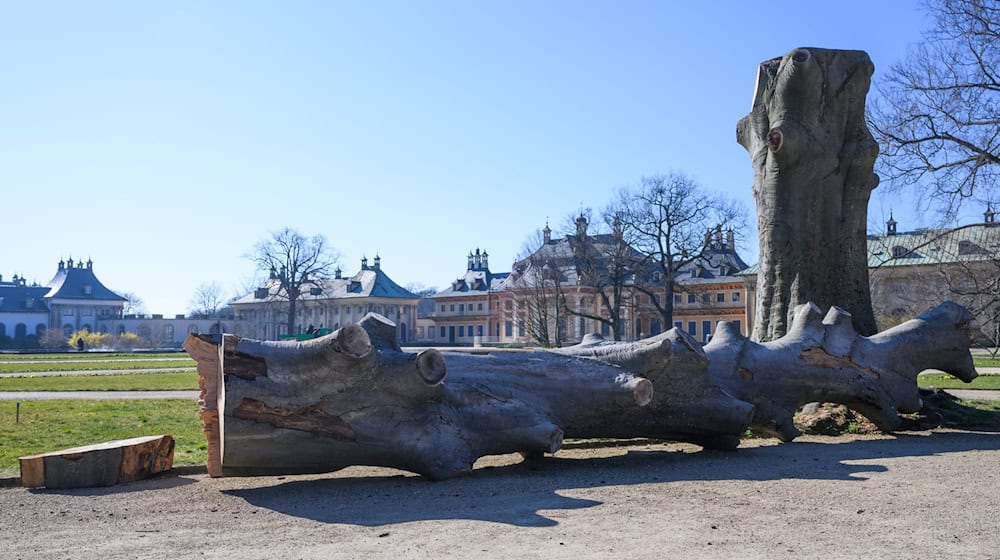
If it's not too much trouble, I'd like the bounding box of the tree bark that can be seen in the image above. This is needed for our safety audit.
[19,435,174,489]
[184,301,975,480]
[704,301,977,440]
[737,47,880,341]
[183,314,653,481]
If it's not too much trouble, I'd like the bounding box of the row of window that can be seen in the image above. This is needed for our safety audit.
[439,302,486,313]
[672,291,742,306]
[427,324,485,339]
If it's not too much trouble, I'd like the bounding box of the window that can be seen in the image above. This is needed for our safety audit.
[477,303,483,311]
[64,309,74,316]
[674,321,683,331]
[702,321,712,342]
[450,304,455,312]
[440,305,445,312]
[458,326,465,337]
[732,291,741,303]
[892,245,908,258]
[459,304,464,312]
[716,292,726,303]
[505,321,513,337]
[477,325,483,337]
[650,320,661,335]
[601,322,610,336]
[687,321,696,336]
[732,320,742,334]
[687,293,696,304]
[440,326,446,338]
[467,325,473,337]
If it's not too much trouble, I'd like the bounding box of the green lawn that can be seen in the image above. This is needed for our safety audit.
[918,373,1000,390]
[974,356,1000,368]
[0,359,195,374]
[0,352,186,361]
[0,399,204,476]
[0,371,199,391]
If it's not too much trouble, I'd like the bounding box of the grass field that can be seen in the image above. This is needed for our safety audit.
[0,359,194,374]
[0,399,204,476]
[917,373,1000,390]
[0,352,185,361]
[0,371,199,391]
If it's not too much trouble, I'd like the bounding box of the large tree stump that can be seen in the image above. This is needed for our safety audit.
[183,314,653,481]
[19,435,175,489]
[737,47,880,341]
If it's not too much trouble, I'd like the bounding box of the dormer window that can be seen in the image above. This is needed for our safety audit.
[958,240,985,255]
[891,246,908,258]
[83,284,93,295]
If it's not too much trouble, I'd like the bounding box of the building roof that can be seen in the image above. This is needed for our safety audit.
[868,223,1000,268]
[232,262,419,305]
[673,232,749,286]
[0,277,50,314]
[433,249,510,298]
[736,220,1000,276]
[43,259,125,301]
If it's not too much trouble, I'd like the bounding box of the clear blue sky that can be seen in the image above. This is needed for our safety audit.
[1,1,954,315]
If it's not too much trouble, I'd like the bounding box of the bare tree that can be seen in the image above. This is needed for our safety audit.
[118,291,146,316]
[560,211,637,341]
[613,173,747,330]
[246,228,339,337]
[189,282,227,318]
[502,229,565,346]
[870,0,999,218]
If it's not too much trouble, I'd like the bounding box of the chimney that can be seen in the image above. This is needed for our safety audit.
[361,256,368,270]
[714,224,723,248]
[482,250,489,271]
[726,229,735,250]
[474,248,482,269]
[373,254,381,270]
[467,251,475,270]
[58,259,65,271]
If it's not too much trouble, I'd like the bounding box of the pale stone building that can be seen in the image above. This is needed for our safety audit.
[232,256,420,342]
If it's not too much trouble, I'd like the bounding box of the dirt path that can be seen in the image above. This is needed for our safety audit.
[3,429,998,559]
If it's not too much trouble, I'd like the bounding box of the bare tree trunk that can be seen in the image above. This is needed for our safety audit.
[183,314,652,481]
[737,48,880,341]
[184,301,976,480]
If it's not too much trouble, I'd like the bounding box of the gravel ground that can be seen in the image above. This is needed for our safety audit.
[2,429,998,560]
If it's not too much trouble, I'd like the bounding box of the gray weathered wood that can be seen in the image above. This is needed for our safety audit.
[19,435,175,489]
[183,314,653,481]
[737,47,880,341]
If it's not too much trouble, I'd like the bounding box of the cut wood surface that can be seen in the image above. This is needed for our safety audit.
[19,435,174,489]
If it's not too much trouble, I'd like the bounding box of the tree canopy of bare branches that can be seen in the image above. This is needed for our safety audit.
[871,0,999,217]
[246,228,339,337]
[189,282,228,318]
[612,173,747,329]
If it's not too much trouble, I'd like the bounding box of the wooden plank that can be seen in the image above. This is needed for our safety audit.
[19,435,174,489]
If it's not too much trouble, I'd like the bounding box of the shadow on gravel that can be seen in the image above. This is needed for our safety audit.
[28,471,197,496]
[223,430,1000,527]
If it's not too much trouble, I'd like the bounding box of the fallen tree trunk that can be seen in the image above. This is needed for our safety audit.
[184,302,974,480]
[705,301,978,440]
[183,313,654,481]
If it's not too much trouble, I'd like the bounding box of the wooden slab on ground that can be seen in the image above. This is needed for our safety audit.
[19,435,175,489]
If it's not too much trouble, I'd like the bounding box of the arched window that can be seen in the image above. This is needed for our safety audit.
[118,325,126,336]
[35,324,46,336]
[0,323,6,339]
[81,324,92,333]
[64,324,74,337]
[891,246,907,258]
[188,324,199,334]
[163,324,174,341]
[14,323,27,339]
